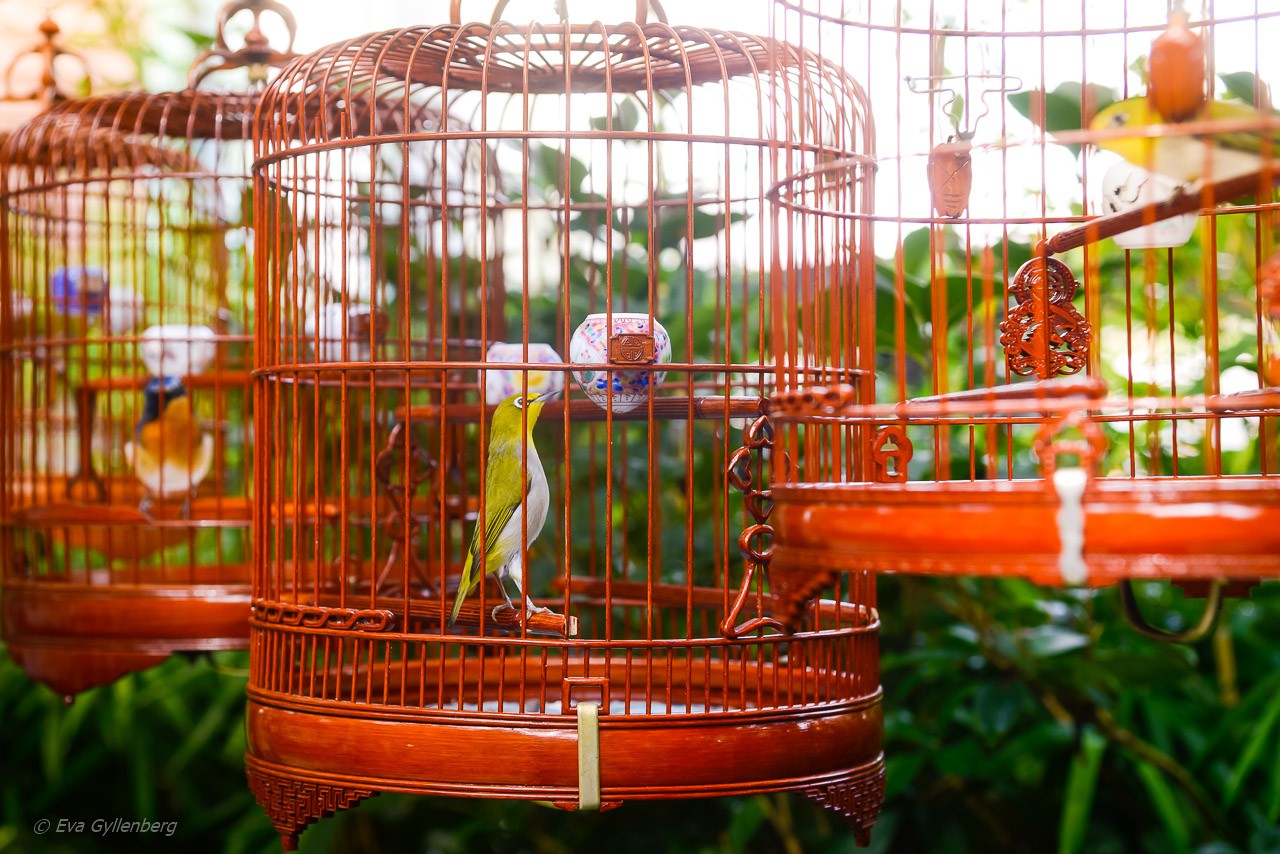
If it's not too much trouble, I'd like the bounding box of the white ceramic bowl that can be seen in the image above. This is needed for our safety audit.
[483,342,565,405]
[139,324,217,378]
[569,312,672,413]
[1101,160,1196,250]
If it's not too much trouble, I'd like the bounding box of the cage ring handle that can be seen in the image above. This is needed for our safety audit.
[188,0,299,88]
[3,17,92,103]
[450,0,668,26]
[1119,579,1225,644]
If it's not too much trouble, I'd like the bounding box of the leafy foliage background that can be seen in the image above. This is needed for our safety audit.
[4,582,1280,854]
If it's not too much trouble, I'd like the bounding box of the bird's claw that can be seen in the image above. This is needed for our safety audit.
[490,603,551,621]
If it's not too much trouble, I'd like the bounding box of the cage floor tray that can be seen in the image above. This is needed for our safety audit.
[246,654,884,847]
[772,476,1280,586]
[2,577,250,696]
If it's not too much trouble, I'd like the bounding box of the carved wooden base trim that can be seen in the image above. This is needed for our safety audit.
[804,759,886,848]
[246,763,375,851]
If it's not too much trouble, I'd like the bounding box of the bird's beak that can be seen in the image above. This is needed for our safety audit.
[534,389,562,403]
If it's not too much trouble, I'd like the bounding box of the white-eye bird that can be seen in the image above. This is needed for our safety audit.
[449,389,559,625]
[124,377,214,518]
[1091,96,1280,185]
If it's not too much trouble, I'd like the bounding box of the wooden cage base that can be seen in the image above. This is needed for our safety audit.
[245,688,884,850]
[2,578,250,696]
[772,475,1280,587]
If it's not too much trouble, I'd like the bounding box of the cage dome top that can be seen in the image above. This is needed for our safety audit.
[257,22,866,146]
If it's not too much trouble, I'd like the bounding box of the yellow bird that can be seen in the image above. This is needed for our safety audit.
[124,377,214,518]
[1091,96,1279,185]
[449,390,558,626]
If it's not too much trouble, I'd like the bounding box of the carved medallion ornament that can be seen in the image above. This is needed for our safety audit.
[1000,256,1091,378]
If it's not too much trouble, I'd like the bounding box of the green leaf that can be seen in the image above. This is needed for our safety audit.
[1058,726,1106,854]
[1020,624,1092,657]
[617,98,642,132]
[176,27,216,50]
[1225,682,1280,806]
[1270,736,1280,824]
[970,681,1031,740]
[900,228,931,280]
[1219,71,1272,111]
[589,99,642,132]
[885,753,926,799]
[1008,83,1117,155]
[1134,760,1192,853]
[725,796,766,851]
[1129,55,1150,88]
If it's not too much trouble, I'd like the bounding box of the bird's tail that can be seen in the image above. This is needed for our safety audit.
[448,552,474,626]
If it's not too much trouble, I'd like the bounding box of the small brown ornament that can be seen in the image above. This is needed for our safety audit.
[927,135,972,218]
[1260,249,1280,318]
[1259,249,1280,385]
[1148,9,1206,122]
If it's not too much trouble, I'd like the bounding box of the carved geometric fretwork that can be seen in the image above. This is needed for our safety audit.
[251,599,395,632]
[246,766,375,851]
[804,763,887,848]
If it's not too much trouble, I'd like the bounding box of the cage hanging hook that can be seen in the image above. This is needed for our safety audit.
[451,0,667,26]
[1119,579,1225,644]
[906,73,1022,139]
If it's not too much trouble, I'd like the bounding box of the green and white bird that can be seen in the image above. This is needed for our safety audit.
[1091,96,1280,184]
[449,389,558,625]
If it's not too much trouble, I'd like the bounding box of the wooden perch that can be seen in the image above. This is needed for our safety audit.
[556,576,876,628]
[447,601,577,638]
[77,370,252,393]
[307,590,577,638]
[398,395,765,424]
[1043,166,1280,256]
[898,377,1107,413]
[1205,387,1280,413]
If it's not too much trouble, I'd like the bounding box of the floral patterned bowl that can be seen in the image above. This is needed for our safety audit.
[483,342,565,405]
[569,312,671,413]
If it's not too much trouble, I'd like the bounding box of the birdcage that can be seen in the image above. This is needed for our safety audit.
[0,0,298,698]
[766,1,1280,641]
[246,2,883,847]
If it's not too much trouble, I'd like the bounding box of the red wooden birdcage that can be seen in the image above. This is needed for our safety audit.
[765,1,1280,641]
[0,0,298,699]
[246,1,883,847]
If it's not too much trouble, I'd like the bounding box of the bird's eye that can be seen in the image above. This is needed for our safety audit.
[513,396,524,409]
[1109,112,1127,127]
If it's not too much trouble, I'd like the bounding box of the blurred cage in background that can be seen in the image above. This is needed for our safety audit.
[246,1,883,847]
[0,15,93,141]
[0,0,298,698]
[767,1,1280,640]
